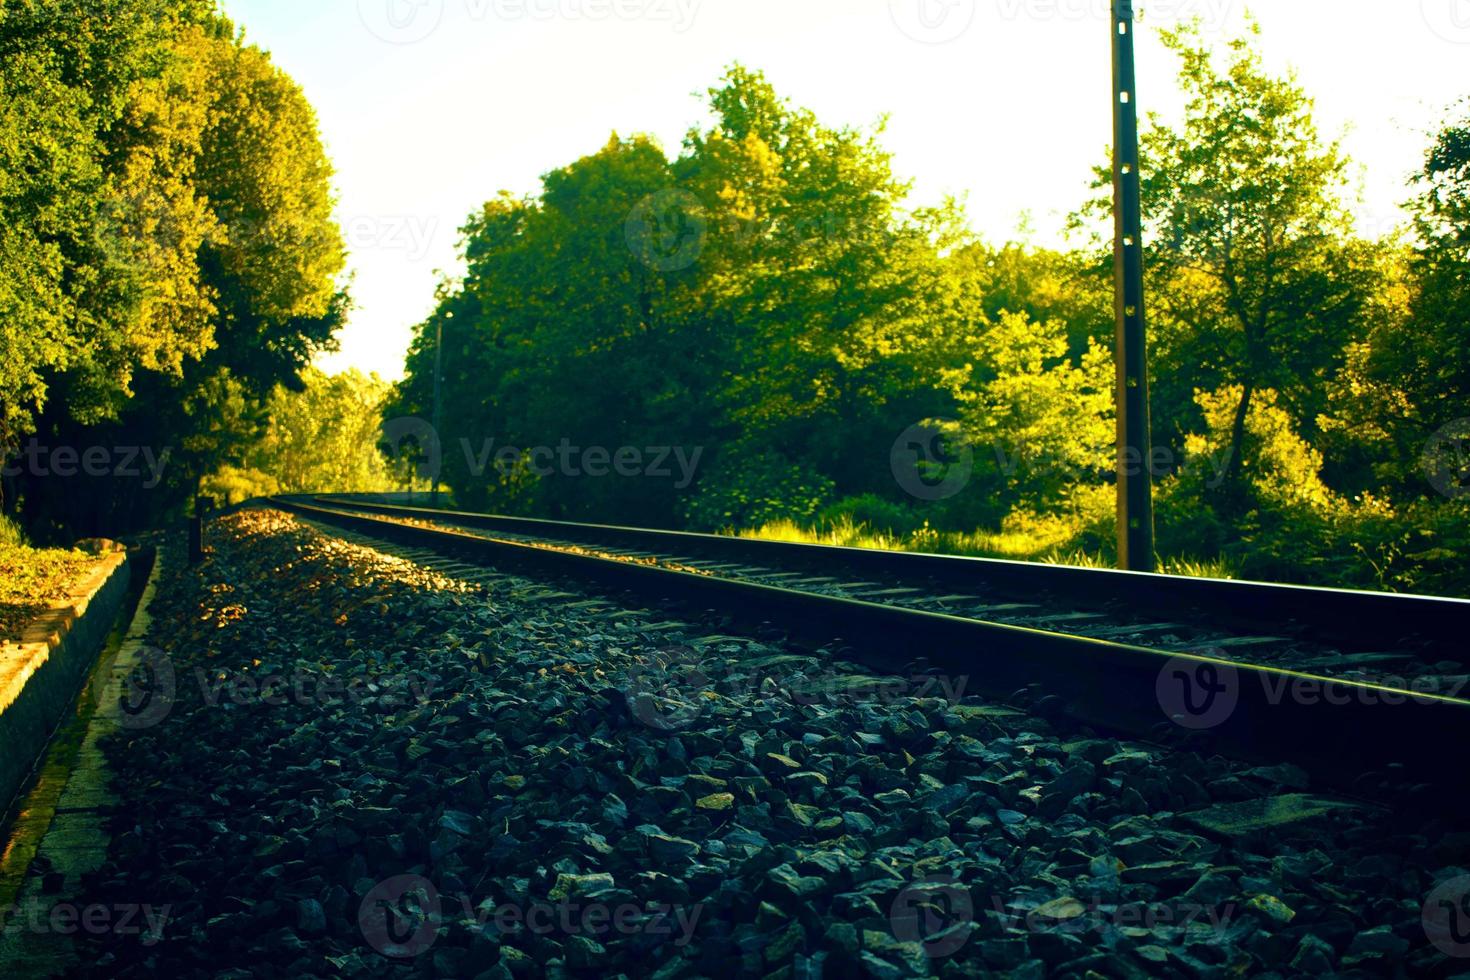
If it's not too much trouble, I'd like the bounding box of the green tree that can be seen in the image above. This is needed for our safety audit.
[930,305,1114,529]
[205,368,395,500]
[0,1,214,445]
[395,67,960,530]
[677,67,961,509]
[10,9,347,537]
[1315,100,1470,500]
[1101,23,1373,509]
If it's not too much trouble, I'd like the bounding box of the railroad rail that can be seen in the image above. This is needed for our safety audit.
[267,494,1470,804]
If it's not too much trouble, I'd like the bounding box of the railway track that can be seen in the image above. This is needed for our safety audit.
[268,495,1470,803]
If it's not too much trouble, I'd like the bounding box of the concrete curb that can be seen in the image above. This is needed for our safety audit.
[0,549,131,818]
[0,546,167,973]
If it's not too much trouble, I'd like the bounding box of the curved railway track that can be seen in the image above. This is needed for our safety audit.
[266,494,1470,804]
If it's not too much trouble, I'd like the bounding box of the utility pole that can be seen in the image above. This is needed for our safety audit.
[431,312,445,507]
[1111,0,1156,572]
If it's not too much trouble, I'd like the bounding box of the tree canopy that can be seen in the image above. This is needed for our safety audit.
[389,47,1468,594]
[2,12,1465,596]
[0,1,346,537]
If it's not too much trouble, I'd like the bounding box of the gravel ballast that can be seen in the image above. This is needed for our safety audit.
[61,509,1470,978]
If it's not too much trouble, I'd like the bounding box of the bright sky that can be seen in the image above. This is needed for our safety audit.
[217,0,1470,382]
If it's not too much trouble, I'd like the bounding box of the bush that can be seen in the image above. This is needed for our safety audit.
[1154,476,1229,558]
[202,466,281,507]
[1327,495,1470,597]
[817,494,921,535]
[681,452,834,531]
[0,514,26,547]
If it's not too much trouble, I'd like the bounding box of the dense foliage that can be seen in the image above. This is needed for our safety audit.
[202,368,398,505]
[394,37,1468,595]
[2,8,1463,596]
[0,0,346,539]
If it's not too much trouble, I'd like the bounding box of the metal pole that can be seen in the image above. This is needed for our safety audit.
[431,314,444,508]
[189,495,208,565]
[1111,1,1156,573]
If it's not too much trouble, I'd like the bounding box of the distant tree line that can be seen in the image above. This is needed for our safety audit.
[202,368,400,506]
[391,27,1469,593]
[3,8,1464,594]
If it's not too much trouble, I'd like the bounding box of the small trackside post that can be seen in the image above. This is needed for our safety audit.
[189,495,212,565]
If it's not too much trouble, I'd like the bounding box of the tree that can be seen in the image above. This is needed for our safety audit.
[204,368,395,500]
[676,67,960,508]
[393,67,961,530]
[1315,99,1470,500]
[0,1,215,446]
[9,9,347,537]
[942,241,1112,358]
[1397,100,1470,432]
[1113,23,1373,510]
[391,135,709,523]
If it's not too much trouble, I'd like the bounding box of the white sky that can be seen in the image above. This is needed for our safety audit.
[218,0,1470,382]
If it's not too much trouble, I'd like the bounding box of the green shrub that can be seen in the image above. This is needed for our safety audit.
[817,494,921,535]
[681,452,834,531]
[1154,476,1229,558]
[0,514,26,547]
[202,466,281,507]
[1327,495,1470,597]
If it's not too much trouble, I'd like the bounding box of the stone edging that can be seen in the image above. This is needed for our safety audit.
[0,548,131,817]
[0,543,166,974]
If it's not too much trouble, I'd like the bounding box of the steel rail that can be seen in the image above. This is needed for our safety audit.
[270,496,1470,801]
[304,494,1470,656]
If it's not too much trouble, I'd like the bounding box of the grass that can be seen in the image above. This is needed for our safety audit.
[736,517,1237,580]
[0,522,95,643]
